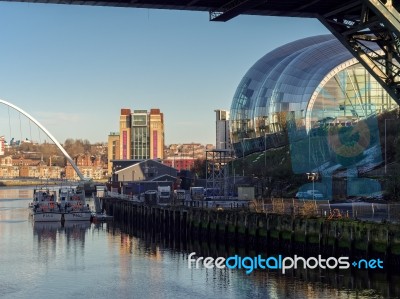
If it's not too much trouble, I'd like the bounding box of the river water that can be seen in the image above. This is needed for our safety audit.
[0,187,398,299]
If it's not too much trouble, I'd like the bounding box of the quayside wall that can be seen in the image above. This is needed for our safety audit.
[101,197,400,267]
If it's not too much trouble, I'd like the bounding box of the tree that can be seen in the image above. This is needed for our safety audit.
[63,139,85,158]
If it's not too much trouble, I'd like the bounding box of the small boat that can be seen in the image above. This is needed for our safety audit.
[31,188,62,222]
[91,213,113,222]
[60,186,92,221]
[91,195,113,222]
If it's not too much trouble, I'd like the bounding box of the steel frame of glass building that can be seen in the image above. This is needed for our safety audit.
[230,34,398,158]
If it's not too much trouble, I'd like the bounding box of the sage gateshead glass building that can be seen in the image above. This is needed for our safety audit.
[230,34,398,158]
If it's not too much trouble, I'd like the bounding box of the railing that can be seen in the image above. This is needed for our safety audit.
[103,191,400,223]
[265,198,400,223]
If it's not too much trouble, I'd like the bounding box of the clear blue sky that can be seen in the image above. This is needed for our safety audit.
[0,2,329,145]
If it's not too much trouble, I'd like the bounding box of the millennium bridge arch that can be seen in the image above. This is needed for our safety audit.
[0,99,85,180]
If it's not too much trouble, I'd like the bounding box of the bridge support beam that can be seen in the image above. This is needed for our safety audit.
[209,0,265,22]
[318,0,400,106]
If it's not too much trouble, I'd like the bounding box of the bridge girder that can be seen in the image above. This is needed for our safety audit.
[209,0,266,21]
[209,0,400,106]
[318,0,400,106]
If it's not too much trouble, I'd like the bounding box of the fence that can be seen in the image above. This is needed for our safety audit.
[266,198,400,223]
[104,191,400,223]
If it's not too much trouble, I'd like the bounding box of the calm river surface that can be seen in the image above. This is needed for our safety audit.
[0,187,398,299]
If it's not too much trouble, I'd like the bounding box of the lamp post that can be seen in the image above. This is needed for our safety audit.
[307,172,318,200]
[385,118,395,174]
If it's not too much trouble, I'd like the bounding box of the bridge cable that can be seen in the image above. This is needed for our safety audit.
[7,106,12,144]
[19,112,22,144]
[29,119,32,143]
[0,98,85,180]
[38,126,41,145]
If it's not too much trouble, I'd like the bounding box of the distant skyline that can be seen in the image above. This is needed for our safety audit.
[0,2,329,145]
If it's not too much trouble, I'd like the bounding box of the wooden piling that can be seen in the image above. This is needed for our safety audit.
[102,196,400,265]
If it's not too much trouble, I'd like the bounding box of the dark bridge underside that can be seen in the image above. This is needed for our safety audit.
[0,0,354,18]
[2,0,400,106]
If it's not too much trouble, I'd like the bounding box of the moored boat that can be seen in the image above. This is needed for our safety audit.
[61,186,92,221]
[31,188,62,222]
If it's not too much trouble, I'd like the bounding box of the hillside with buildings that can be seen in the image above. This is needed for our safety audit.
[0,135,214,181]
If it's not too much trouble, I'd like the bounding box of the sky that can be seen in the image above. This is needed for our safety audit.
[0,2,330,145]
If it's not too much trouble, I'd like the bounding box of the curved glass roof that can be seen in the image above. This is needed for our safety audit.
[230,34,356,143]
[230,34,397,155]
[230,34,399,162]
[229,34,398,201]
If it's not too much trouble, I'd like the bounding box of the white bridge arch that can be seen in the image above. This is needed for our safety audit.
[1,99,85,180]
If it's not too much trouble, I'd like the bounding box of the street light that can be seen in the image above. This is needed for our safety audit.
[385,118,395,174]
[306,172,318,200]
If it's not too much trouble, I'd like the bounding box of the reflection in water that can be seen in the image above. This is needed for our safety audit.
[64,221,91,246]
[33,221,62,264]
[1,192,398,299]
[113,220,400,299]
[0,187,33,199]
[32,221,93,267]
[32,221,92,243]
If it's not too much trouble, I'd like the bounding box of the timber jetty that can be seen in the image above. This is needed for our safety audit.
[101,197,400,268]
